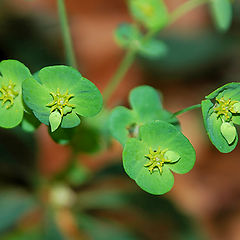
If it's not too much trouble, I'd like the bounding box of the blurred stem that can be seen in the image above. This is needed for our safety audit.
[57,0,77,68]
[103,48,137,104]
[172,104,201,117]
[103,0,209,104]
[168,0,209,25]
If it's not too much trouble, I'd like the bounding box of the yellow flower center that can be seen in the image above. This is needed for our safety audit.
[0,80,19,109]
[46,88,75,116]
[144,147,172,174]
[214,97,238,121]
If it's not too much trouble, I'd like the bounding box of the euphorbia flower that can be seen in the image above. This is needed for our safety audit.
[123,121,195,195]
[202,82,240,153]
[23,65,103,132]
[0,60,32,128]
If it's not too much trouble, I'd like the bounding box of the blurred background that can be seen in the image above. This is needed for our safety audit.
[0,0,240,239]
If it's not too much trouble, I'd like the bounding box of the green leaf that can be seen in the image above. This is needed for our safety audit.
[128,0,169,31]
[109,85,179,145]
[164,150,180,162]
[0,98,24,128]
[114,23,141,49]
[61,111,81,128]
[206,82,240,100]
[210,0,232,32]
[139,39,168,58]
[22,77,51,125]
[49,110,62,132]
[0,60,31,87]
[130,85,163,119]
[233,102,240,113]
[109,107,137,145]
[220,122,236,144]
[201,99,238,153]
[123,121,196,195]
[38,65,82,92]
[70,77,103,117]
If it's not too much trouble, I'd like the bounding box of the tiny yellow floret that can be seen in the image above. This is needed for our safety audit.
[144,146,172,174]
[46,88,75,116]
[214,97,239,121]
[0,80,19,109]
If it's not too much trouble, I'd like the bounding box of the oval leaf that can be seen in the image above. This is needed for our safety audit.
[49,110,62,132]
[220,122,236,145]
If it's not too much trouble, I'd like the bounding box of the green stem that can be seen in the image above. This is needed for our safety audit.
[103,48,137,104]
[57,0,77,68]
[103,0,209,104]
[172,104,201,117]
[168,0,209,25]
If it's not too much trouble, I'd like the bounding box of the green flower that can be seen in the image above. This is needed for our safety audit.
[123,121,196,195]
[109,85,179,145]
[0,60,32,128]
[202,82,240,153]
[23,65,103,132]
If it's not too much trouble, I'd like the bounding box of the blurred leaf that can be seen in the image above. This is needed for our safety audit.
[0,190,37,233]
[140,32,235,77]
[21,112,40,133]
[210,0,232,32]
[77,189,129,210]
[128,0,168,31]
[139,39,168,58]
[2,228,42,240]
[114,23,141,49]
[76,214,139,240]
[43,209,65,240]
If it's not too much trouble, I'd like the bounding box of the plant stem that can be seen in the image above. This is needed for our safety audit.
[57,0,77,68]
[103,0,209,104]
[168,0,209,25]
[103,48,137,104]
[172,104,201,117]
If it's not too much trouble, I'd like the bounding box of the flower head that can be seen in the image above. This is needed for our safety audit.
[23,65,103,132]
[0,60,32,128]
[202,82,240,153]
[123,121,195,195]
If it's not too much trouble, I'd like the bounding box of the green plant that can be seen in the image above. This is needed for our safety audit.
[0,0,236,195]
[0,0,237,238]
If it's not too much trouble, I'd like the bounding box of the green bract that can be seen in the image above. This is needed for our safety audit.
[115,23,168,58]
[109,85,179,145]
[0,60,32,128]
[23,65,103,132]
[123,121,196,195]
[128,0,169,31]
[209,0,232,32]
[202,82,240,153]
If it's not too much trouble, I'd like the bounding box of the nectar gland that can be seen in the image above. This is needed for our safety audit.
[214,97,239,121]
[0,80,19,109]
[144,147,173,174]
[46,88,75,116]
